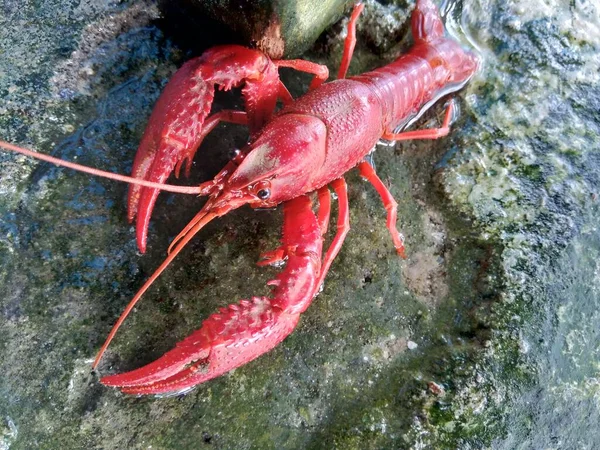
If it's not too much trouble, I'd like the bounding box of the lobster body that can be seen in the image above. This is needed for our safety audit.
[248,32,478,202]
[98,0,478,395]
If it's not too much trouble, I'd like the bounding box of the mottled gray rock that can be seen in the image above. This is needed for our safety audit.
[0,0,599,448]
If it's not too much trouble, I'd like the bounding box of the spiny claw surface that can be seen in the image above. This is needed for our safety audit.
[102,297,300,395]
[128,45,280,253]
[100,195,325,395]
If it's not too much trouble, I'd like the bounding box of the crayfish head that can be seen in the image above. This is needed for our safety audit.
[163,112,327,255]
[211,114,328,210]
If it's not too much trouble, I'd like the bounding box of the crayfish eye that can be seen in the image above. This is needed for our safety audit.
[252,180,272,200]
[257,188,271,200]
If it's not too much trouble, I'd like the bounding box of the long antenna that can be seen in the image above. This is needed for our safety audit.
[0,140,203,195]
[92,209,219,369]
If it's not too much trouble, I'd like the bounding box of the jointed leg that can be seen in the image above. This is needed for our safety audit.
[338,3,365,79]
[278,82,295,105]
[317,186,332,235]
[274,60,330,106]
[274,60,330,91]
[274,3,362,102]
[316,178,350,290]
[358,161,405,258]
[382,100,455,141]
[257,247,286,267]
[175,110,248,178]
[195,110,248,141]
[258,187,332,267]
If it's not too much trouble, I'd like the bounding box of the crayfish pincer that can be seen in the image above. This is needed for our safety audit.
[0,0,478,396]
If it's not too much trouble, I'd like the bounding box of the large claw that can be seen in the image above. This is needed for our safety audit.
[101,297,301,395]
[129,45,281,253]
[100,195,325,395]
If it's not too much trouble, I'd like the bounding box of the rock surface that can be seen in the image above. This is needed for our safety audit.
[0,0,599,448]
[167,0,353,58]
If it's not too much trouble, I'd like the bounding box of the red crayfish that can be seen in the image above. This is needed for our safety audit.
[0,0,478,395]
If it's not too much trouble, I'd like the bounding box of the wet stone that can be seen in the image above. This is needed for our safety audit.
[160,0,355,58]
[1,0,599,449]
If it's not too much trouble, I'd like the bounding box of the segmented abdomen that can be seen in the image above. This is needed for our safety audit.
[352,39,474,131]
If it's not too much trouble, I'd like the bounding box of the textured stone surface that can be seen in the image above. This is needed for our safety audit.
[0,0,599,448]
[170,0,353,58]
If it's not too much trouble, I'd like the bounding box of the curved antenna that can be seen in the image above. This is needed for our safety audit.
[0,140,204,195]
[92,194,247,369]
[92,209,218,370]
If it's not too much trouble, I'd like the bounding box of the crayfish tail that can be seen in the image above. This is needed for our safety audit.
[412,0,445,43]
